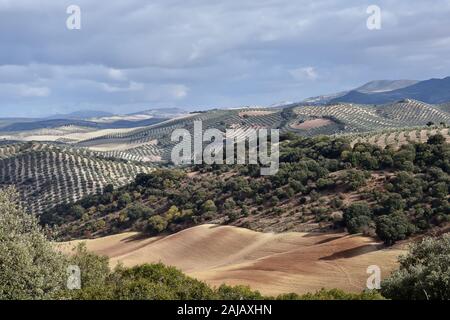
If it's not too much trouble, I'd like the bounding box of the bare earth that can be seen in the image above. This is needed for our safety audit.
[59,224,404,296]
[291,118,334,130]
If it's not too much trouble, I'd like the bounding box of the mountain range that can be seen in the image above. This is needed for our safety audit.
[303,77,450,105]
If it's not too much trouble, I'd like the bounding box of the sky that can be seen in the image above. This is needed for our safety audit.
[1,0,450,117]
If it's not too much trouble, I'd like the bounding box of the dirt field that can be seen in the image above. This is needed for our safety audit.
[59,224,404,296]
[290,118,334,130]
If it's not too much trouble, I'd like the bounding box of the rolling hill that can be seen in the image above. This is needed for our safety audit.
[0,142,154,214]
[5,99,445,163]
[60,224,404,296]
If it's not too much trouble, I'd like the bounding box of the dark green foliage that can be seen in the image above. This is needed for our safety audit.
[277,288,384,300]
[343,170,370,191]
[381,234,450,300]
[147,215,168,233]
[375,213,415,245]
[343,202,373,234]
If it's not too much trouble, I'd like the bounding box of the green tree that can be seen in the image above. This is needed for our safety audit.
[381,234,450,300]
[125,203,153,220]
[223,198,236,210]
[343,202,374,234]
[428,134,446,145]
[165,205,181,221]
[375,213,415,245]
[0,187,67,299]
[201,200,217,213]
[117,193,132,209]
[147,215,168,233]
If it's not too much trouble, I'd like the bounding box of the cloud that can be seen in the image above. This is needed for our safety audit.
[0,0,450,116]
[101,81,143,93]
[171,84,189,99]
[108,68,126,81]
[19,85,51,97]
[290,67,319,81]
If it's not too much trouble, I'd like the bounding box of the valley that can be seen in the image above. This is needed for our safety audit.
[1,89,450,298]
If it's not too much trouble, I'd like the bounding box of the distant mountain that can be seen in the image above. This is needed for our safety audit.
[128,107,186,118]
[46,110,115,120]
[0,117,167,132]
[355,80,419,93]
[303,80,418,104]
[330,77,450,105]
[302,91,348,105]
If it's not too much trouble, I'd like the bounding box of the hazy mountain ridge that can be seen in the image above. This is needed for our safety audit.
[303,79,419,104]
[330,77,450,105]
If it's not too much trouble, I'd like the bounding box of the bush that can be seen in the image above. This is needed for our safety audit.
[146,215,168,234]
[343,202,373,234]
[277,288,384,300]
[0,187,67,299]
[375,213,415,245]
[381,234,450,300]
[125,203,153,220]
[344,170,369,191]
[201,200,217,214]
[428,134,446,145]
[117,193,132,209]
[66,243,111,299]
[216,284,263,300]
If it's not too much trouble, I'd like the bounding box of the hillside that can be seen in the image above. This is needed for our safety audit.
[60,224,404,296]
[2,101,450,153]
[0,142,154,214]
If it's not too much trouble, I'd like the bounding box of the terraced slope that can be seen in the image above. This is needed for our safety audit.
[377,99,450,125]
[350,126,450,149]
[293,104,403,133]
[290,100,450,136]
[76,108,284,162]
[0,142,154,214]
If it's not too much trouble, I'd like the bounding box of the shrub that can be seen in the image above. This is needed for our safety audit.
[427,134,446,145]
[201,200,217,214]
[343,202,373,234]
[125,203,153,220]
[375,213,415,245]
[0,187,67,299]
[381,234,450,300]
[344,170,370,191]
[216,284,263,300]
[117,193,132,209]
[146,215,168,234]
[277,288,384,300]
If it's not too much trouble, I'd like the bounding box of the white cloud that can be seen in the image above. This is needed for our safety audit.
[19,85,50,97]
[101,81,143,92]
[290,67,319,81]
[171,84,188,99]
[108,68,126,81]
